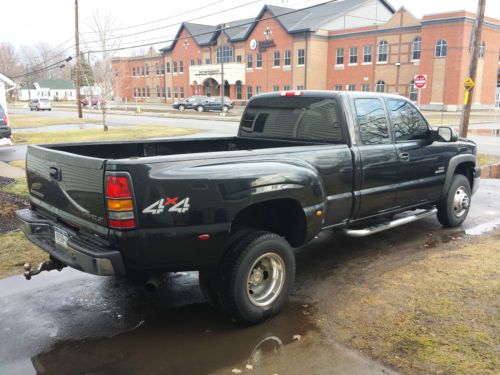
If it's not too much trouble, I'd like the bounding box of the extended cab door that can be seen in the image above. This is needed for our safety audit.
[386,98,446,207]
[351,96,399,218]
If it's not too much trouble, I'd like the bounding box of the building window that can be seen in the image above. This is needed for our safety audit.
[173,61,177,73]
[412,37,421,60]
[161,64,165,75]
[156,85,160,97]
[363,45,372,63]
[334,84,342,91]
[180,87,184,98]
[132,67,136,76]
[256,85,262,94]
[347,84,356,91]
[174,87,178,99]
[376,80,385,93]
[336,48,344,65]
[247,85,252,99]
[162,87,166,98]
[179,61,184,73]
[205,57,211,64]
[216,46,233,63]
[167,87,171,98]
[236,82,242,99]
[155,63,159,75]
[296,85,304,90]
[378,41,388,62]
[256,53,262,68]
[145,64,149,76]
[479,41,485,59]
[141,67,145,76]
[435,39,447,57]
[142,88,146,97]
[409,80,418,101]
[273,51,280,67]
[284,50,291,66]
[190,59,195,66]
[273,85,280,92]
[198,58,202,65]
[166,62,171,73]
[247,53,253,69]
[146,86,150,97]
[133,87,137,96]
[283,85,290,91]
[236,55,242,63]
[361,84,370,92]
[349,47,358,64]
[297,49,305,65]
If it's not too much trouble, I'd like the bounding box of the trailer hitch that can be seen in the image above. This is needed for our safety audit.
[24,258,66,280]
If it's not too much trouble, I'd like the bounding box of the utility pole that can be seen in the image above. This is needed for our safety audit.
[75,0,83,118]
[459,0,486,137]
[220,24,225,113]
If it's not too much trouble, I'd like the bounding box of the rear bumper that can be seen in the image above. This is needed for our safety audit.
[0,126,11,139]
[16,208,125,276]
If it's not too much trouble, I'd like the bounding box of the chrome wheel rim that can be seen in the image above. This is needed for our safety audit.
[179,105,185,111]
[453,186,469,217]
[246,253,285,307]
[197,106,203,112]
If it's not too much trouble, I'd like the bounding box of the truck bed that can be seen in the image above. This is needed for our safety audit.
[49,137,322,159]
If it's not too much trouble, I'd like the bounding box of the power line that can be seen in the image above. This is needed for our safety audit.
[12,57,73,79]
[83,0,262,45]
[87,0,339,54]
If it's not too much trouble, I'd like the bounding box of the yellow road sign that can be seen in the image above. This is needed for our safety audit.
[463,77,475,90]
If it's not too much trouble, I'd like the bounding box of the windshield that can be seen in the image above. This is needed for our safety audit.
[240,96,345,143]
[40,99,50,103]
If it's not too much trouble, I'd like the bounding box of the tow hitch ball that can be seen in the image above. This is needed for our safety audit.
[24,258,66,280]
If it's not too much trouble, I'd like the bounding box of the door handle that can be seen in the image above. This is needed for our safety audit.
[399,152,410,162]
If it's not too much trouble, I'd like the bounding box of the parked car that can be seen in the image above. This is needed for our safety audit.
[172,96,208,111]
[29,98,52,111]
[17,91,479,324]
[0,102,11,140]
[201,96,233,112]
[80,97,101,108]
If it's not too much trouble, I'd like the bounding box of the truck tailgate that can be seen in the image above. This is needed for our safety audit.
[26,145,108,237]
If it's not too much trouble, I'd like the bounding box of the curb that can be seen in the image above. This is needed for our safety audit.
[480,163,500,179]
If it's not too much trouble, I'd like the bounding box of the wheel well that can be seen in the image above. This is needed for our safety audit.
[231,199,307,247]
[454,162,474,188]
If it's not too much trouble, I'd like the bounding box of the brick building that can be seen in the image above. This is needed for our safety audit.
[112,0,500,110]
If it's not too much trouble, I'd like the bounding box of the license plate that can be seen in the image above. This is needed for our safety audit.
[54,227,69,249]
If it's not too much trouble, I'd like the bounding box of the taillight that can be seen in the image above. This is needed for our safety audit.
[280,90,303,97]
[106,175,136,229]
[3,113,7,127]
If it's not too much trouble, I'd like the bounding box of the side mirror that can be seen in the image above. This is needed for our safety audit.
[432,126,458,142]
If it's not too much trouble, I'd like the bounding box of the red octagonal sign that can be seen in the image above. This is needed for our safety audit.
[414,74,427,89]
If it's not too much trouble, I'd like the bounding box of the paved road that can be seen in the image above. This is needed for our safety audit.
[1,179,499,375]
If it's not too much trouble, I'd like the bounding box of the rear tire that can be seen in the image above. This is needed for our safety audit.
[215,230,295,324]
[196,105,204,112]
[222,105,229,113]
[437,174,471,227]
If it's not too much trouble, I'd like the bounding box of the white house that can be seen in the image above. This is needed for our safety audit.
[0,72,15,115]
[18,79,76,101]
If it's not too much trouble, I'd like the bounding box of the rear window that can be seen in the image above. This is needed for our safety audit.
[40,99,50,103]
[240,96,344,143]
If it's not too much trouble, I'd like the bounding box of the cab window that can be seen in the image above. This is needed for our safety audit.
[354,98,390,145]
[387,99,429,141]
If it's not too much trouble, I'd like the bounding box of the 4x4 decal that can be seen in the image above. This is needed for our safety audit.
[143,197,190,215]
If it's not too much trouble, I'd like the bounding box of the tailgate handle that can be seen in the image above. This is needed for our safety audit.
[49,167,62,181]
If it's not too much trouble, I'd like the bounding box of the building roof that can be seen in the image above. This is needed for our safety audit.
[0,72,14,87]
[160,0,396,53]
[23,79,75,90]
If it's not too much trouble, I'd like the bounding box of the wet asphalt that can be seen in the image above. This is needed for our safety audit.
[1,180,499,375]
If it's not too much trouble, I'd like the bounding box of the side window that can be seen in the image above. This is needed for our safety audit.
[387,99,429,141]
[354,98,390,145]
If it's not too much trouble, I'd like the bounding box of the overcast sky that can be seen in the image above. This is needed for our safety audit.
[2,0,499,57]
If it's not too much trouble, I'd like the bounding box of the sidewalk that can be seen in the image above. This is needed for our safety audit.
[0,162,24,179]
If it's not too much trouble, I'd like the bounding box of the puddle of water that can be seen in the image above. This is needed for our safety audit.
[29,302,316,375]
[15,124,102,132]
[465,217,500,235]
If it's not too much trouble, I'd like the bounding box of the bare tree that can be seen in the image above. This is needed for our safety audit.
[0,43,23,77]
[22,42,72,81]
[86,11,121,131]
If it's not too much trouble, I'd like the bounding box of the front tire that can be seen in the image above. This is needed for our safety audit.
[215,231,295,324]
[196,105,204,112]
[222,105,229,113]
[178,104,185,111]
[437,174,471,227]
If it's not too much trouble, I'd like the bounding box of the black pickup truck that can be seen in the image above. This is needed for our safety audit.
[17,91,479,324]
